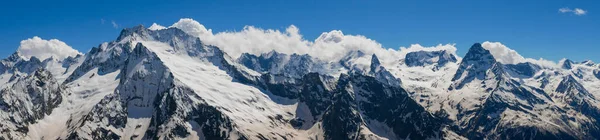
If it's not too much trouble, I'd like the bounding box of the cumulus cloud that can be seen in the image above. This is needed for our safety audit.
[528,58,559,69]
[170,18,214,40]
[148,23,167,30]
[165,18,460,67]
[315,30,344,43]
[311,30,395,62]
[481,41,559,68]
[209,25,410,65]
[559,7,587,16]
[17,36,81,61]
[482,41,526,64]
[210,25,310,59]
[163,18,564,69]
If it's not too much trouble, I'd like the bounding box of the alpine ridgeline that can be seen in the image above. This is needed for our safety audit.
[1,25,599,140]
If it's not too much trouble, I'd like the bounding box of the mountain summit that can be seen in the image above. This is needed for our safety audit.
[0,23,599,140]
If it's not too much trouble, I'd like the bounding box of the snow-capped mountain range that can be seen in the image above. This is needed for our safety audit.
[1,18,599,140]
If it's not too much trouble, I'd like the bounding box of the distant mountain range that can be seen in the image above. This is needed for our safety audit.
[1,21,599,140]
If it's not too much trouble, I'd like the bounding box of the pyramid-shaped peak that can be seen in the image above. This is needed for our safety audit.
[472,42,483,48]
[461,43,495,63]
[561,59,574,69]
[370,54,382,74]
[371,54,381,67]
[467,43,488,55]
[449,43,500,90]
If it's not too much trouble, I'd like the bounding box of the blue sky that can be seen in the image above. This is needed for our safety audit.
[0,0,598,62]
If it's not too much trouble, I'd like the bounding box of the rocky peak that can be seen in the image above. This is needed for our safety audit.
[561,59,575,69]
[461,43,495,63]
[6,52,24,62]
[450,43,500,90]
[555,75,592,97]
[116,24,148,41]
[370,54,381,73]
[368,54,402,86]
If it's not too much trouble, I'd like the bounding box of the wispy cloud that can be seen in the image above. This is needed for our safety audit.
[559,7,587,16]
[101,19,105,24]
[573,8,587,15]
[111,20,119,29]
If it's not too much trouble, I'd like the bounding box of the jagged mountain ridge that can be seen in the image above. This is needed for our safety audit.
[0,24,598,140]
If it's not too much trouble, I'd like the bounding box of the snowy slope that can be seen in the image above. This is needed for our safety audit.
[0,21,599,140]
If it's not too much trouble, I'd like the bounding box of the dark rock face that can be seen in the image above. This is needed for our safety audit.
[370,54,402,86]
[322,75,363,140]
[0,69,63,137]
[244,68,443,139]
[298,73,333,119]
[405,50,457,67]
[144,86,241,140]
[343,74,442,139]
[504,62,541,78]
[255,74,303,99]
[562,59,574,69]
[594,69,600,80]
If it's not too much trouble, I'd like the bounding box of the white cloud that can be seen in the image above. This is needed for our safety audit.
[111,20,119,28]
[167,18,458,67]
[481,41,559,68]
[559,8,572,13]
[164,18,564,69]
[559,7,587,16]
[101,19,105,24]
[574,8,587,15]
[482,41,525,64]
[170,18,214,41]
[148,23,167,30]
[315,30,344,43]
[17,36,81,61]
[210,25,310,60]
[527,58,559,69]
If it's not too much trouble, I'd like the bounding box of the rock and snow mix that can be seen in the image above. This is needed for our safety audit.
[0,18,598,140]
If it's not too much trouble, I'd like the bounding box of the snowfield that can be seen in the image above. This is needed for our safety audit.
[0,19,598,140]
